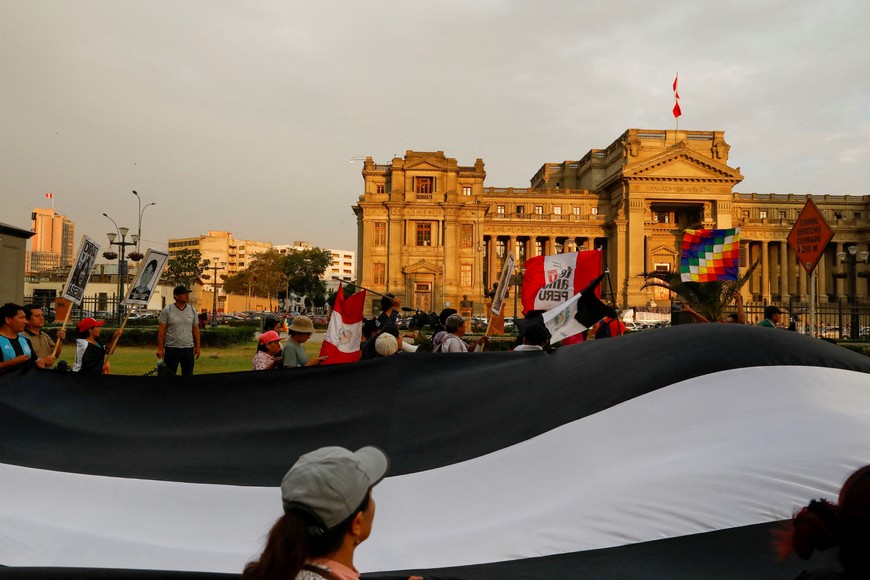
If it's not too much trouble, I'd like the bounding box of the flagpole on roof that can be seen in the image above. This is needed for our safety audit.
[674,72,679,142]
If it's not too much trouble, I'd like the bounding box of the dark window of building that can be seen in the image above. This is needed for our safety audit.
[373,263,385,285]
[416,222,432,246]
[373,222,386,246]
[461,224,473,248]
[461,264,472,287]
[376,184,386,194]
[415,177,433,199]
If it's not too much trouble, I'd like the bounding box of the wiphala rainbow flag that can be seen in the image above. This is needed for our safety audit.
[680,228,740,282]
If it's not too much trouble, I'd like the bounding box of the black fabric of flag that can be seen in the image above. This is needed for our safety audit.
[1,324,869,579]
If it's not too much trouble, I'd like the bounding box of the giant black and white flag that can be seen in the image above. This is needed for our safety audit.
[1,325,869,579]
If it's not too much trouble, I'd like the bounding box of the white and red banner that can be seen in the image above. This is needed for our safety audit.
[521,250,602,315]
[319,284,366,364]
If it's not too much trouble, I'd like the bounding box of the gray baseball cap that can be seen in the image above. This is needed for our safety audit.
[281,446,389,532]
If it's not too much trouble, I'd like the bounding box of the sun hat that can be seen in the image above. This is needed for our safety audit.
[173,285,192,296]
[289,315,316,334]
[375,332,398,356]
[76,317,104,333]
[281,446,389,533]
[258,330,281,345]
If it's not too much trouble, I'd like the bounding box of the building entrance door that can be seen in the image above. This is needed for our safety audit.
[653,263,672,302]
[414,283,432,312]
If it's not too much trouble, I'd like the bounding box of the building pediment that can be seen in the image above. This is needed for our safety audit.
[404,159,447,172]
[403,259,441,275]
[650,244,679,262]
[624,145,743,183]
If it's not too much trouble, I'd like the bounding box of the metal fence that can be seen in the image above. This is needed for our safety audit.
[24,294,126,324]
[744,301,870,339]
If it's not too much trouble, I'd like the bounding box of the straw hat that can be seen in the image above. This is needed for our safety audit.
[289,315,316,334]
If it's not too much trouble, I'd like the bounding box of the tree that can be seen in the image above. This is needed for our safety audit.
[223,249,288,310]
[165,249,208,287]
[640,260,758,322]
[283,247,332,305]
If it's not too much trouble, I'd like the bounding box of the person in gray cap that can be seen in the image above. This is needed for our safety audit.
[157,284,201,375]
[434,313,487,353]
[242,446,421,580]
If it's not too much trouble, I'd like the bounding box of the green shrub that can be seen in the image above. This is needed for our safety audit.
[50,325,255,348]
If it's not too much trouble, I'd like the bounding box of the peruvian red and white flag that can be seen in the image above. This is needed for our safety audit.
[672,73,682,118]
[521,250,603,315]
[45,192,53,199]
[319,284,367,365]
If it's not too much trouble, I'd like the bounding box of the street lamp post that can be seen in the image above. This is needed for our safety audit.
[208,258,223,327]
[512,266,525,325]
[132,190,157,253]
[103,213,136,324]
[836,245,870,339]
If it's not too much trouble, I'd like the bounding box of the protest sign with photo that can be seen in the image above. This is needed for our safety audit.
[490,253,515,315]
[124,249,170,306]
[61,235,100,305]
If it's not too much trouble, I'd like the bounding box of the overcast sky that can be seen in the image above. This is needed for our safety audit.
[3,0,868,256]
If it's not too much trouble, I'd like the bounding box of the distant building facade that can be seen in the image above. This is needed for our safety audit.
[1,220,35,304]
[353,130,869,316]
[168,230,273,279]
[26,208,75,274]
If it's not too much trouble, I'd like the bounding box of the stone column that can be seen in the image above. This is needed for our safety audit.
[761,241,770,301]
[486,236,495,290]
[797,256,810,300]
[779,241,789,299]
[833,243,845,298]
[817,246,827,299]
[549,236,557,255]
[508,235,516,262]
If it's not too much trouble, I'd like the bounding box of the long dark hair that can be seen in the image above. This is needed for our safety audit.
[774,465,870,575]
[242,492,371,580]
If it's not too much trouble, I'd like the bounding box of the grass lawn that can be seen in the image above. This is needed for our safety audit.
[56,339,325,376]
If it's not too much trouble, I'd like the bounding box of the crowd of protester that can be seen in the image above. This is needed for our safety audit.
[0,288,816,379]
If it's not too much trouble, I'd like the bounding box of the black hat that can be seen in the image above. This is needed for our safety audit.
[173,285,192,296]
[764,305,782,318]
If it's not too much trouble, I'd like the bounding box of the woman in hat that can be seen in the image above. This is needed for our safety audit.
[242,446,419,580]
[252,330,283,371]
[73,317,121,374]
[282,315,326,368]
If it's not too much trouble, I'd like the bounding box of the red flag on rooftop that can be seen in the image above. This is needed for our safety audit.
[319,283,366,364]
[672,73,682,119]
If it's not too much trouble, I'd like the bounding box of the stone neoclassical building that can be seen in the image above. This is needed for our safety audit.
[353,129,869,317]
